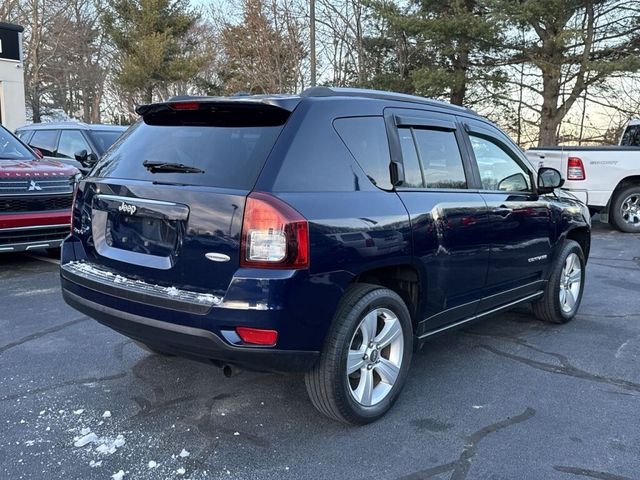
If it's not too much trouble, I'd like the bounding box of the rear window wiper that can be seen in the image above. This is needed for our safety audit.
[143,160,204,174]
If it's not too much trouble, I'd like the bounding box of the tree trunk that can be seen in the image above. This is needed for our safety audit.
[538,67,561,146]
[32,85,41,123]
[449,48,469,106]
[91,95,101,124]
[144,85,153,104]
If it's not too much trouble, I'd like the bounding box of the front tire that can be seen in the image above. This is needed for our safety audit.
[610,185,640,233]
[305,284,413,424]
[532,240,585,324]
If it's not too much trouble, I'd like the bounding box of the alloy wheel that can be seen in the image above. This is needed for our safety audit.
[621,194,640,226]
[559,252,582,313]
[346,308,404,407]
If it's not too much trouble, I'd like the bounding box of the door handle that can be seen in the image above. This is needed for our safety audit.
[492,206,513,217]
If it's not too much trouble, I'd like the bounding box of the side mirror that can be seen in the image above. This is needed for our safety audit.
[74,149,88,163]
[537,167,564,194]
[74,150,97,167]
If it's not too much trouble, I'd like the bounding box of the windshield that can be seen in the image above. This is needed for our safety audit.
[93,106,288,189]
[91,130,126,155]
[0,127,35,160]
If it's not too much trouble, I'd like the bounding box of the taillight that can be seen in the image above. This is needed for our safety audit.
[567,157,586,180]
[240,192,309,269]
[236,327,278,346]
[168,101,200,110]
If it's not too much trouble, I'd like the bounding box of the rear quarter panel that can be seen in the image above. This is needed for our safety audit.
[258,98,415,347]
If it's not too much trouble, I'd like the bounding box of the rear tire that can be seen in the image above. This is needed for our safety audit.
[610,185,640,233]
[532,240,585,324]
[305,283,413,424]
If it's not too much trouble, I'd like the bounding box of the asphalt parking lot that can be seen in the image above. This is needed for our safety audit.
[1,222,639,480]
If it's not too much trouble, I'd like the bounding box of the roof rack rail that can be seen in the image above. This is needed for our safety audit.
[300,86,472,113]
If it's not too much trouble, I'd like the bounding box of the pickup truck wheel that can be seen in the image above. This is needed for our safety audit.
[304,284,413,424]
[532,240,585,324]
[610,186,640,233]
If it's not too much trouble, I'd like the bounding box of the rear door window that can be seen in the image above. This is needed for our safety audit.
[57,130,91,159]
[413,129,467,189]
[397,126,467,189]
[30,130,59,156]
[93,106,288,190]
[333,117,392,190]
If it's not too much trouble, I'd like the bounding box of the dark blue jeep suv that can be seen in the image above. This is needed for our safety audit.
[60,87,590,424]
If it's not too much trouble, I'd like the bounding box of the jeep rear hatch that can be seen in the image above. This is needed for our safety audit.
[70,101,295,296]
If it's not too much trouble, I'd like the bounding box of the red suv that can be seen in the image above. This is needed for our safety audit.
[0,125,78,253]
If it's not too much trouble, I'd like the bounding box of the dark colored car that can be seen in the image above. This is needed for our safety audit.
[60,87,591,424]
[0,125,78,252]
[16,122,127,172]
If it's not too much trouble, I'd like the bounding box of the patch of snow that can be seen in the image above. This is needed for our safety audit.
[166,287,180,297]
[74,432,98,447]
[178,449,190,458]
[233,432,240,436]
[197,293,221,305]
[95,434,126,455]
[113,435,125,448]
[102,411,112,418]
[80,427,91,435]
[148,461,157,469]
[111,470,125,480]
[89,460,102,468]
[177,467,186,475]
[73,409,84,415]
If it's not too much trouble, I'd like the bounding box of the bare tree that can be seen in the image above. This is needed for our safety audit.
[18,0,73,122]
[499,0,640,146]
[216,0,306,94]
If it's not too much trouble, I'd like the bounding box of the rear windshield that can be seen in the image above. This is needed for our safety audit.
[0,127,35,160]
[91,130,126,154]
[92,105,288,189]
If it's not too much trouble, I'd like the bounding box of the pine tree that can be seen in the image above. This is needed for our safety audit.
[103,0,203,104]
[372,0,502,105]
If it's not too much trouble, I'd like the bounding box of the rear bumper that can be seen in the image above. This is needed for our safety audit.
[62,286,319,372]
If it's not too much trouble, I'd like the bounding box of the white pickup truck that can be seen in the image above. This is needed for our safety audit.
[526,119,640,233]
